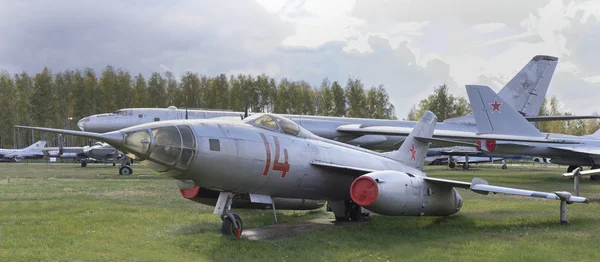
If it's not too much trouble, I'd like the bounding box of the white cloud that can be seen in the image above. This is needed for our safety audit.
[0,0,599,117]
[472,23,508,33]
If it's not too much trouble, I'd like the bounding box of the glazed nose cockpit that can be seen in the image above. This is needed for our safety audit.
[122,124,196,171]
[77,117,89,131]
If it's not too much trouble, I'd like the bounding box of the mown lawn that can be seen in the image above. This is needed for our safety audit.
[1,162,599,261]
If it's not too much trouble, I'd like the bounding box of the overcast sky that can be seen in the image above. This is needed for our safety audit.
[1,0,599,117]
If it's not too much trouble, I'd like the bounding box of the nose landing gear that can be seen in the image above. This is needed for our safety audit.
[215,192,243,238]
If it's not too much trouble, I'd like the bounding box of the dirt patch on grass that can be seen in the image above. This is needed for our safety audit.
[242,218,366,240]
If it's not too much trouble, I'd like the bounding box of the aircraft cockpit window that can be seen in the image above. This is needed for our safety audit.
[151,126,182,165]
[177,148,195,169]
[178,125,195,148]
[252,115,279,131]
[152,126,181,147]
[124,130,151,155]
[121,111,128,116]
[273,115,300,136]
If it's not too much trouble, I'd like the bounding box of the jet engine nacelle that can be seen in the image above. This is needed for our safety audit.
[350,171,462,216]
[180,184,325,211]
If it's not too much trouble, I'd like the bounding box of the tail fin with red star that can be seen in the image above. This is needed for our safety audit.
[466,85,543,137]
[390,111,437,170]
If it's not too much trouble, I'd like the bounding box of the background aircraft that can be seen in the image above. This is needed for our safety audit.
[17,111,588,238]
[42,134,126,173]
[75,56,588,168]
[465,85,600,177]
[0,141,47,161]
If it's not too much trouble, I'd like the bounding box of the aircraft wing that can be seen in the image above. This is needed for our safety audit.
[42,147,85,154]
[337,125,579,144]
[548,146,600,156]
[525,115,600,122]
[310,161,588,203]
[426,177,588,203]
[310,161,375,176]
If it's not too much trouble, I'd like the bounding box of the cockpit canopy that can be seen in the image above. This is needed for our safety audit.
[242,114,305,137]
[113,110,132,116]
[121,124,196,171]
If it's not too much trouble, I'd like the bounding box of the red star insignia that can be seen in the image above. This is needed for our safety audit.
[489,98,502,113]
[409,144,416,160]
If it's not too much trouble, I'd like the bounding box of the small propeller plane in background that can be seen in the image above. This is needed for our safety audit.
[17,111,588,238]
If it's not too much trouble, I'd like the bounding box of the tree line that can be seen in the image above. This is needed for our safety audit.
[0,66,396,148]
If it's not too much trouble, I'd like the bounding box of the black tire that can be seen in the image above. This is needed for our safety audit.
[462,162,469,170]
[567,165,581,173]
[119,166,133,175]
[501,164,508,170]
[448,162,456,169]
[335,216,348,222]
[112,162,116,167]
[81,161,87,168]
[221,214,243,238]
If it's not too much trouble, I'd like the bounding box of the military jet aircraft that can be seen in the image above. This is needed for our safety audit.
[465,85,600,176]
[17,111,588,238]
[0,141,47,161]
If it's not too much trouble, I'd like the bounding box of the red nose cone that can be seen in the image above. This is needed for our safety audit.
[180,185,200,199]
[350,176,378,206]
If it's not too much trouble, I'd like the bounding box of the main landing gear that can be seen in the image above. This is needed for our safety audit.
[215,192,243,238]
[118,155,133,175]
[328,200,370,222]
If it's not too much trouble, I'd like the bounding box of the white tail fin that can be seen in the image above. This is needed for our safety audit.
[466,85,543,137]
[24,140,47,150]
[389,111,437,170]
[497,55,558,116]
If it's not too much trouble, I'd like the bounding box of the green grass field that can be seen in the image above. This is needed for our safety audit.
[1,163,600,261]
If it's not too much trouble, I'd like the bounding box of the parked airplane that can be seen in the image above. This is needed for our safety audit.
[465,85,600,177]
[0,141,47,161]
[43,134,126,173]
[17,111,588,237]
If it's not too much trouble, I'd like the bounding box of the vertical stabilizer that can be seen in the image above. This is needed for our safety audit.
[497,55,558,116]
[24,140,47,150]
[390,111,437,170]
[466,85,543,137]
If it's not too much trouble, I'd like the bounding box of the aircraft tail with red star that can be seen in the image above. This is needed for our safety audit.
[389,111,437,170]
[466,85,543,137]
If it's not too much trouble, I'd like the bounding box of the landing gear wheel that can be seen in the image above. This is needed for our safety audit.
[462,162,469,170]
[221,213,243,238]
[567,165,581,173]
[448,162,456,169]
[502,164,508,170]
[119,166,133,175]
[112,162,116,167]
[81,161,87,168]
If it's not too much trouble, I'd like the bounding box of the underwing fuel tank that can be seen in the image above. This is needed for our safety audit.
[350,171,462,216]
[180,185,325,211]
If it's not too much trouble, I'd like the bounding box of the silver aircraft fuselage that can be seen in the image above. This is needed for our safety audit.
[77,108,476,150]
